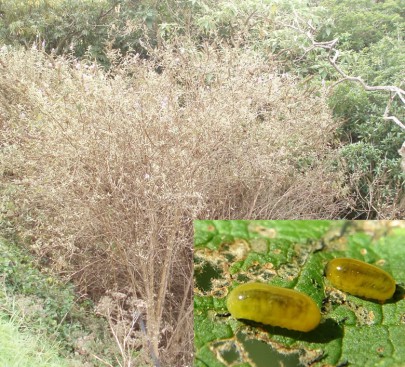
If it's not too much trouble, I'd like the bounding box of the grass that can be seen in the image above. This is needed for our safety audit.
[0,311,74,367]
[0,237,125,367]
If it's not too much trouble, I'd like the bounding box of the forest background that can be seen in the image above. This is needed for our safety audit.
[0,0,404,366]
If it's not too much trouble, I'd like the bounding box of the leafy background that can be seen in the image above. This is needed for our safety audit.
[194,220,405,367]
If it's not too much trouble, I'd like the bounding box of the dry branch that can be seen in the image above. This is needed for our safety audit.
[293,20,405,131]
[286,17,405,172]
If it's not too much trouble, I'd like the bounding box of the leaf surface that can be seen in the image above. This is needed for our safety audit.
[194,220,405,367]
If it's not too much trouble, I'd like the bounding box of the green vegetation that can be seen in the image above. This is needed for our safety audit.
[0,316,72,367]
[0,0,115,63]
[0,237,119,366]
[319,0,405,218]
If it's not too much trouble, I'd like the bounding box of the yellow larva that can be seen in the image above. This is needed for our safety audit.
[226,282,321,332]
[325,258,396,301]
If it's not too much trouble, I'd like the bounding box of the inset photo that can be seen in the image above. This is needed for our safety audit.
[194,220,405,367]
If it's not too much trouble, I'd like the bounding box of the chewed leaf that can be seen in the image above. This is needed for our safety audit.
[194,220,405,367]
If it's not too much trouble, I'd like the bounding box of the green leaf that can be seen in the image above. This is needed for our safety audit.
[194,220,405,367]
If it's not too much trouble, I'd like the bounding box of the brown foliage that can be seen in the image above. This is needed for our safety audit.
[0,44,349,366]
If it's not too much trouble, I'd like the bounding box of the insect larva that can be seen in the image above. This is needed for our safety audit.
[226,282,321,332]
[325,258,396,301]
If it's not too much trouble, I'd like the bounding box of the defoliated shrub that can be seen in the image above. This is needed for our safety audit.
[0,43,348,365]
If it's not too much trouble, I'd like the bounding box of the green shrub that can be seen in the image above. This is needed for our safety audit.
[319,0,404,51]
[308,0,405,217]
